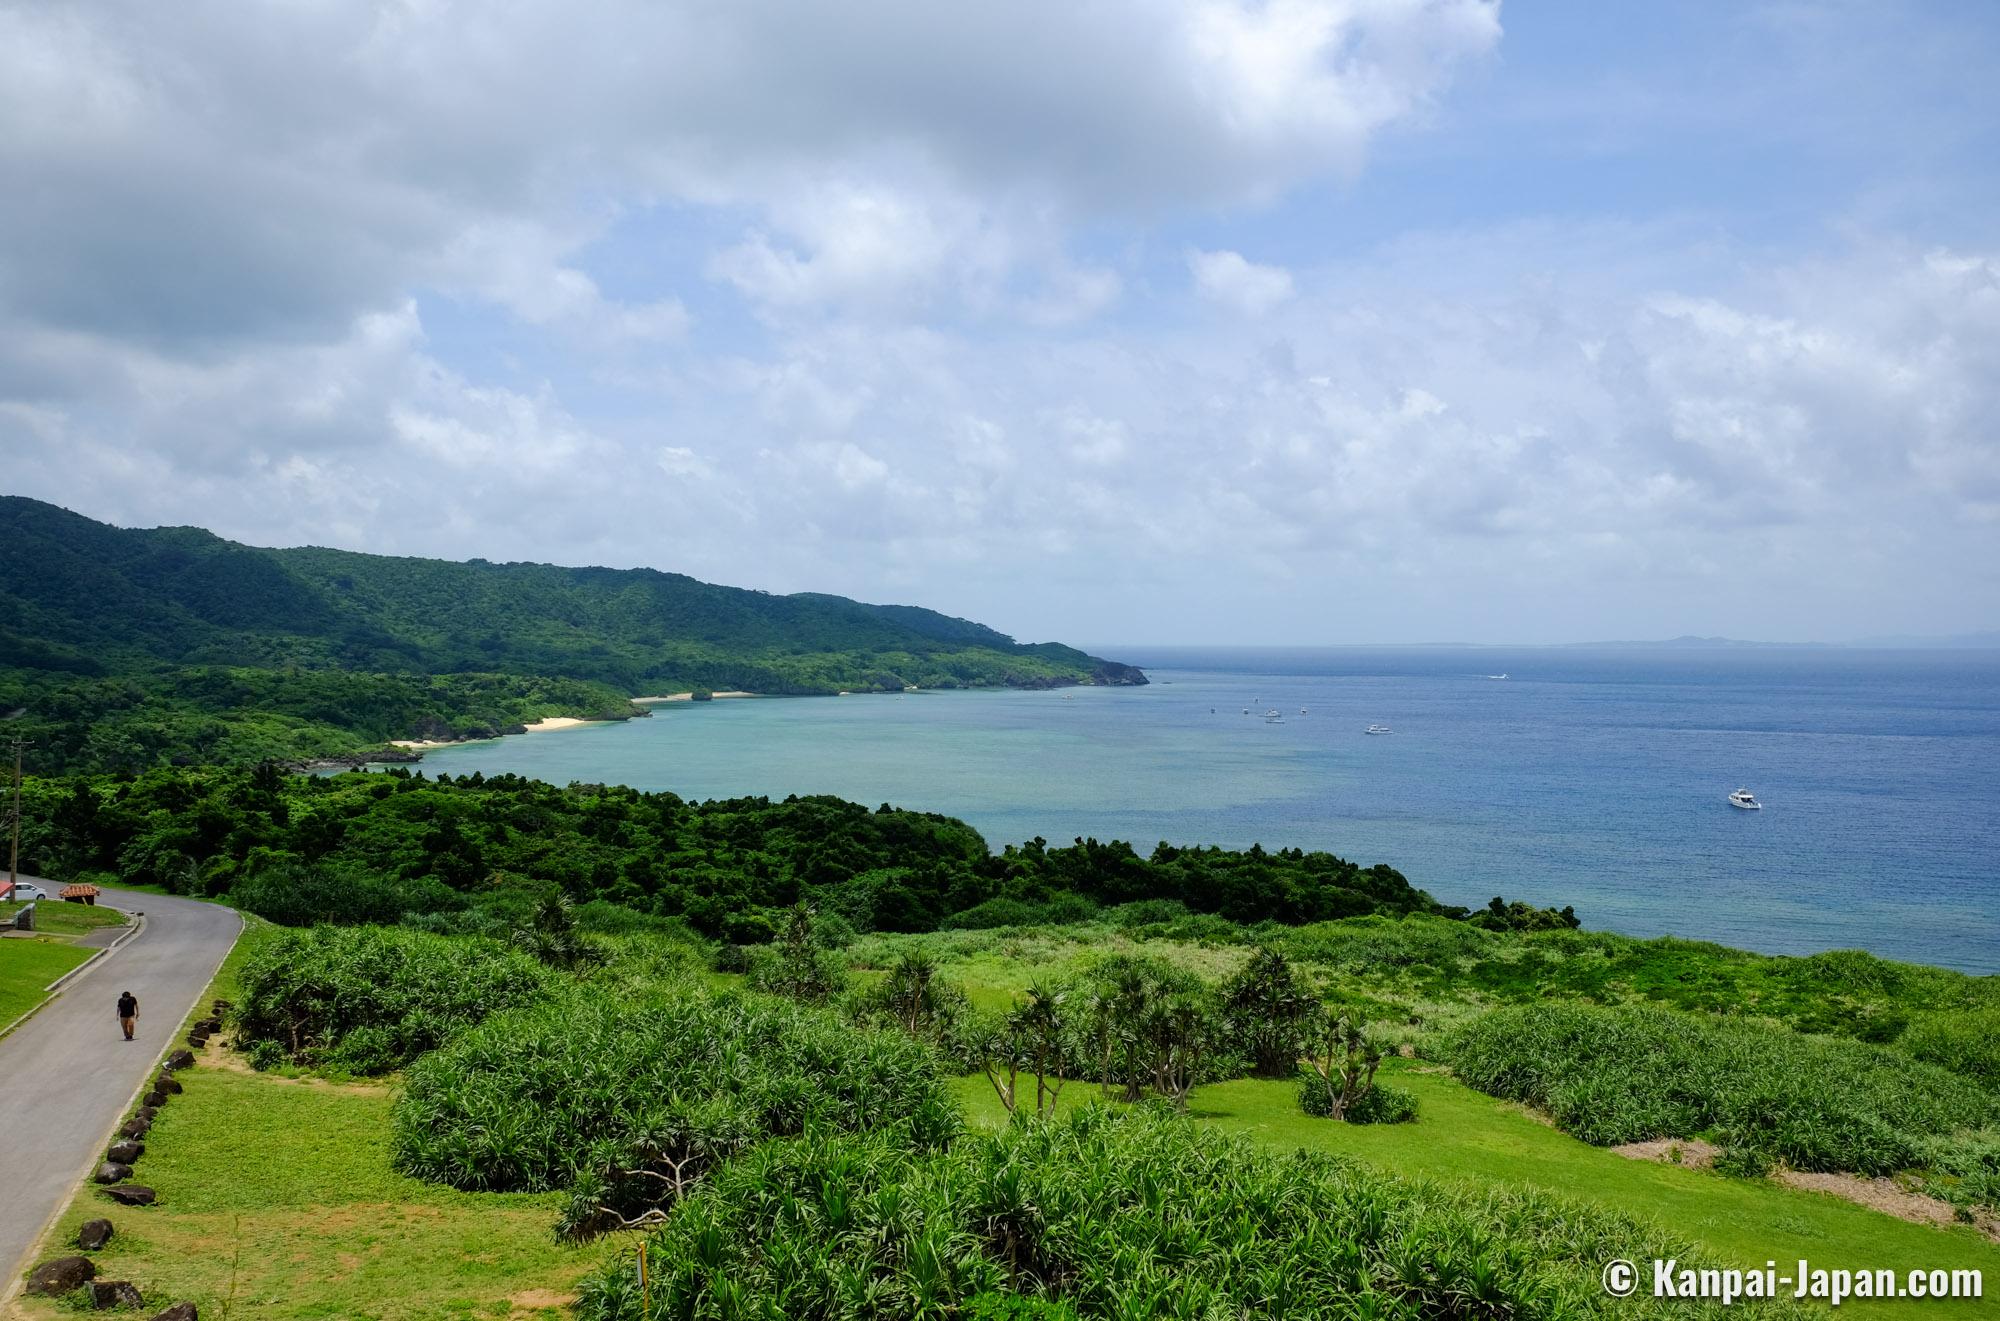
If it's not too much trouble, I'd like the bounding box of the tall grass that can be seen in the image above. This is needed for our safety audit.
[233,924,558,1074]
[1444,1003,1999,1176]
[576,1105,1805,1319]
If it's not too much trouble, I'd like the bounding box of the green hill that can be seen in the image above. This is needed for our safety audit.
[0,496,1143,771]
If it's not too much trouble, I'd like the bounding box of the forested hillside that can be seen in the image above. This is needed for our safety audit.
[0,497,1142,771]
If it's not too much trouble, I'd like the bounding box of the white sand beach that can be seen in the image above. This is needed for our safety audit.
[631,691,759,702]
[522,716,608,733]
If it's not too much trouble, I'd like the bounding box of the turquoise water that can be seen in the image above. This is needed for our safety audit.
[412,648,2000,973]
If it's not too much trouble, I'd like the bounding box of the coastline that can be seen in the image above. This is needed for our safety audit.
[632,690,759,703]
[389,713,619,751]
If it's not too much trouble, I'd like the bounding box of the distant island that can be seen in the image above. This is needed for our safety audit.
[0,497,1145,773]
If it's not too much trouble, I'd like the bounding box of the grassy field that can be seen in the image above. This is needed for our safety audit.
[9,918,616,1321]
[0,899,131,939]
[953,1064,2000,1320]
[9,1065,614,1320]
[0,938,94,1029]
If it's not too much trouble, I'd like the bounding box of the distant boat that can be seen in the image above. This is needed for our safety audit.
[1365,724,1393,735]
[1486,673,1509,680]
[1728,789,1762,810]
[1264,709,1284,724]
[1299,707,1307,715]
[1242,707,1251,715]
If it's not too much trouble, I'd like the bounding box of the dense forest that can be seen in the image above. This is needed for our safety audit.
[10,765,1576,939]
[0,497,1144,772]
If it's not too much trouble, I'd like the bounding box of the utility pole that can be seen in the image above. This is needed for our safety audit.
[7,738,26,888]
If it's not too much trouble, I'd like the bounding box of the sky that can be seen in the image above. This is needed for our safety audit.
[3,1,1997,646]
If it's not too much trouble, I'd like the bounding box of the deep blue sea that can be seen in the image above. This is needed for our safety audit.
[412,648,2000,973]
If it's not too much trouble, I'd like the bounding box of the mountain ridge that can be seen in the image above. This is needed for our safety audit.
[0,496,1143,772]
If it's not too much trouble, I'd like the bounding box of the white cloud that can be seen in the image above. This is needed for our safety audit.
[1188,249,1298,315]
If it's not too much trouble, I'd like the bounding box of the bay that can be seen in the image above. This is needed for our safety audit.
[411,647,2000,974]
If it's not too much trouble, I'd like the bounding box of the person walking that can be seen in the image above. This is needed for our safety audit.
[116,990,137,1041]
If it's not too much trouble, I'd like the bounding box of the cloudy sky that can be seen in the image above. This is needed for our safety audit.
[4,1,1997,645]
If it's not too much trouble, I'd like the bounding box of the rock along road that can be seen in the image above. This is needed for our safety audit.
[0,880,240,1300]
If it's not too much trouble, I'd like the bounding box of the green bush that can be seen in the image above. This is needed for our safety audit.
[575,1105,1795,1320]
[1299,1073,1419,1124]
[229,859,461,927]
[233,925,558,1073]
[391,987,958,1237]
[1444,1003,1999,1175]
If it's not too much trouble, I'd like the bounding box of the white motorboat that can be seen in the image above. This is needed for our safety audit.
[1365,723,1392,735]
[1264,709,1284,723]
[1728,789,1761,810]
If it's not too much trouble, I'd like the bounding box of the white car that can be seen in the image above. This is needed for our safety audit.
[2,882,53,902]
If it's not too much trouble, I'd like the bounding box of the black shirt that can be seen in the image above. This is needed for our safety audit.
[116,993,136,1018]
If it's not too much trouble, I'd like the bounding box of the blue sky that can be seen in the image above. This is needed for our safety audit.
[3,1,1997,644]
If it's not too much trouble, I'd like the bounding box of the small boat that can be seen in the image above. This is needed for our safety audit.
[1299,707,1307,715]
[1487,673,1508,680]
[1364,724,1392,735]
[1728,789,1762,810]
[1264,709,1284,724]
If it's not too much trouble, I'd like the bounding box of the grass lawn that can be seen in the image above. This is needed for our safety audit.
[953,1064,2000,1320]
[0,899,131,939]
[0,938,94,1029]
[9,1065,614,1320]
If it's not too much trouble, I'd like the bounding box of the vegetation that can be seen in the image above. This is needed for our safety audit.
[575,1104,1799,1320]
[0,496,1141,773]
[1299,1008,1417,1124]
[391,986,959,1239]
[948,1068,1999,1321]
[24,1046,610,1320]
[1443,1003,2000,1177]
[0,937,94,1027]
[234,924,560,1074]
[12,766,1562,940]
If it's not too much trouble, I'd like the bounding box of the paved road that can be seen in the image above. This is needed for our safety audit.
[0,880,241,1298]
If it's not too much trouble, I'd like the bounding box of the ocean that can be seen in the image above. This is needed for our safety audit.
[410,647,2000,974]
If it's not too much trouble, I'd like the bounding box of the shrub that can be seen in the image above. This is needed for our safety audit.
[233,925,558,1073]
[744,905,847,1003]
[1220,946,1318,1077]
[1712,1146,1773,1180]
[391,986,957,1238]
[1898,1008,2000,1087]
[1444,1003,2000,1175]
[1300,1072,1419,1124]
[229,859,461,927]
[575,1105,1794,1320]
[852,948,969,1041]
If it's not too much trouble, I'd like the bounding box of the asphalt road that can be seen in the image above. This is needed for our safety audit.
[0,880,241,1299]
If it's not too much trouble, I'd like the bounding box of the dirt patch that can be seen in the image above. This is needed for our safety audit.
[1612,1138,1722,1170]
[509,1288,574,1315]
[1774,1171,1999,1242]
[201,1039,389,1094]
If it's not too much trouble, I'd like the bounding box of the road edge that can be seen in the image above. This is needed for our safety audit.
[0,903,243,1307]
[0,909,145,1044]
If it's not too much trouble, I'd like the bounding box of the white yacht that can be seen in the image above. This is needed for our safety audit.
[1728,789,1762,810]
[1365,723,1392,735]
[1264,709,1284,724]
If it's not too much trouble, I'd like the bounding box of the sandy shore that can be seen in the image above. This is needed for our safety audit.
[631,691,759,702]
[522,716,609,733]
[388,738,463,750]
